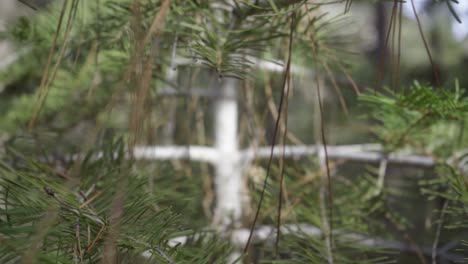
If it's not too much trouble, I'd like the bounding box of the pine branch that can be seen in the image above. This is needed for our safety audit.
[235,0,305,17]
[174,56,308,74]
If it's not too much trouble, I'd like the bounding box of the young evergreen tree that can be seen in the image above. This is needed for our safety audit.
[0,0,467,263]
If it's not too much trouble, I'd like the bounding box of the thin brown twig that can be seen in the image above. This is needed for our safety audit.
[29,0,69,129]
[39,0,80,115]
[264,74,303,145]
[102,1,171,263]
[17,0,39,10]
[275,13,295,258]
[194,74,214,218]
[397,1,403,92]
[20,3,80,262]
[376,1,396,92]
[79,191,102,209]
[315,71,334,264]
[409,0,440,87]
[336,62,360,95]
[243,10,296,254]
[305,4,334,262]
[40,0,80,111]
[86,224,107,253]
[129,0,171,147]
[321,60,349,115]
[390,1,398,92]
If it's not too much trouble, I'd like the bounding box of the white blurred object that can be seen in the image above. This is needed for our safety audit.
[0,0,35,31]
[451,1,468,41]
[0,0,35,71]
[402,0,426,20]
[403,0,468,41]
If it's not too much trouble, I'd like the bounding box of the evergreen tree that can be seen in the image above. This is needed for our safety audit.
[0,0,467,263]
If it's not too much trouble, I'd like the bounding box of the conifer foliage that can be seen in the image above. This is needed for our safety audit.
[0,0,467,263]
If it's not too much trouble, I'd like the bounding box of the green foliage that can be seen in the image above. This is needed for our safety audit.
[362,83,468,261]
[245,160,403,263]
[360,81,468,155]
[0,138,233,263]
[1,0,468,263]
[0,0,348,134]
